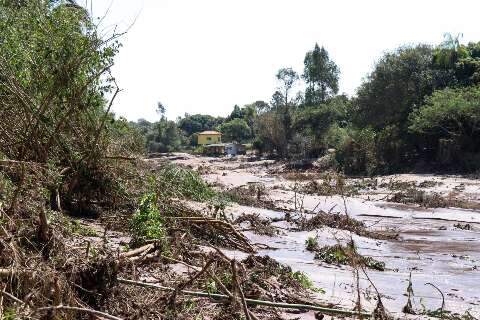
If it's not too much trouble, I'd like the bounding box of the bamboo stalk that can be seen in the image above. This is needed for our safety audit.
[118,278,372,317]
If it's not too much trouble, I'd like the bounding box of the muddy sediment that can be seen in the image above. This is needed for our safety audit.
[164,153,480,318]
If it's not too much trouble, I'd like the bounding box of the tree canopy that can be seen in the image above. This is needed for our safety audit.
[220,118,251,143]
[303,44,340,105]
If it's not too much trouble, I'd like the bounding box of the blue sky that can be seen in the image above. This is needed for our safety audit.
[90,0,480,121]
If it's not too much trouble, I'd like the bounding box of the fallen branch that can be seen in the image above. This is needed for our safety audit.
[119,243,155,259]
[209,264,260,320]
[35,305,123,320]
[118,278,372,317]
[0,159,45,168]
[168,257,215,307]
[168,216,255,253]
[161,255,201,272]
[231,259,251,320]
[0,268,22,278]
[104,156,138,161]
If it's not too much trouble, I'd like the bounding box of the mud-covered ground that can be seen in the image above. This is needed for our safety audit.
[160,153,480,319]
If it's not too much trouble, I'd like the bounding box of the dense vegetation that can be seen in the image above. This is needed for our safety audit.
[134,34,480,174]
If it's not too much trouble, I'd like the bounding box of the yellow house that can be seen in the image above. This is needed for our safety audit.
[197,131,222,145]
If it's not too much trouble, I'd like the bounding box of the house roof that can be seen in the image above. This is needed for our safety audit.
[198,131,222,135]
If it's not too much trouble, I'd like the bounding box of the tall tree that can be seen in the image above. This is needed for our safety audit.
[353,45,439,130]
[227,105,243,121]
[270,91,285,110]
[157,102,167,119]
[276,67,299,106]
[178,114,224,136]
[433,34,480,86]
[303,44,340,105]
[219,118,251,142]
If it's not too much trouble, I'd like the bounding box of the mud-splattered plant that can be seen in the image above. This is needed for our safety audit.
[130,192,166,245]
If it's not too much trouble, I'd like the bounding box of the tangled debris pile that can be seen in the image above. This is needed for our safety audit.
[3,157,360,319]
[301,174,359,197]
[305,239,386,271]
[297,211,397,240]
[224,184,276,209]
[235,213,279,236]
[386,185,480,210]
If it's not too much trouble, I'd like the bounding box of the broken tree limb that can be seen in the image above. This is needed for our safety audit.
[231,259,251,320]
[167,216,255,253]
[103,156,138,161]
[1,284,25,307]
[119,243,155,259]
[168,257,215,307]
[117,278,372,317]
[0,284,4,319]
[35,305,123,320]
[207,271,260,320]
[161,255,201,272]
[38,207,49,242]
[0,268,19,278]
[0,159,45,168]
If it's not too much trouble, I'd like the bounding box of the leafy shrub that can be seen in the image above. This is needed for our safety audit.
[334,127,378,175]
[305,236,319,251]
[193,145,205,154]
[315,243,385,271]
[130,192,166,245]
[219,118,252,142]
[289,271,325,293]
[409,86,480,170]
[156,165,215,201]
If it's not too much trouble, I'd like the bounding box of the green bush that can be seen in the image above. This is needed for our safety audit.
[130,192,166,245]
[305,236,319,251]
[315,243,385,271]
[156,165,215,201]
[289,271,325,293]
[193,145,205,154]
[334,127,378,175]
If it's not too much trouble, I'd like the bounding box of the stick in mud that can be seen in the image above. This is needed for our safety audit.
[35,305,124,320]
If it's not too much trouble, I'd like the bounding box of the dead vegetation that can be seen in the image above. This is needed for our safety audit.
[3,159,362,319]
[402,276,477,320]
[224,183,276,209]
[2,2,476,318]
[306,239,386,271]
[296,212,397,240]
[234,213,279,236]
[387,186,480,210]
[0,167,279,319]
[301,173,359,197]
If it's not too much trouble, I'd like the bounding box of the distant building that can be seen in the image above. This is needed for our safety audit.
[197,131,222,145]
[203,142,246,157]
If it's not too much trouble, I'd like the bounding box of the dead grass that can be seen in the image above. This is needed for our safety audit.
[388,189,480,210]
[234,213,279,236]
[224,184,276,210]
[308,241,386,271]
[297,212,397,240]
